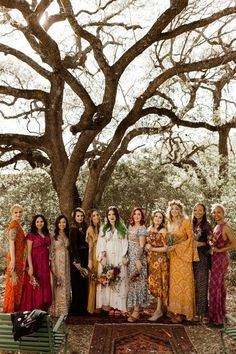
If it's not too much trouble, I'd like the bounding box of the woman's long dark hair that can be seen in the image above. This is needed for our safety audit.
[30,214,49,235]
[192,203,207,228]
[54,215,69,240]
[70,207,87,232]
[150,209,166,231]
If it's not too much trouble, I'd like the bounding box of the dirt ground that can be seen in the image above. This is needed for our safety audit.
[1,272,236,354]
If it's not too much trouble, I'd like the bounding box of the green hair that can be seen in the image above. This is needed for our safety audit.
[102,219,127,239]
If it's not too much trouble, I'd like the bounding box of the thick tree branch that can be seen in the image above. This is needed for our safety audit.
[60,0,111,76]
[0,44,51,80]
[160,6,236,40]
[113,0,188,77]
[0,150,50,168]
[0,85,49,103]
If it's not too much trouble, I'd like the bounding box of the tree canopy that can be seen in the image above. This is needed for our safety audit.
[0,0,236,218]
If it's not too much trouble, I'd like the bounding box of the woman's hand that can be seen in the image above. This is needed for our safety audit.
[88,260,93,269]
[136,260,142,273]
[101,256,107,268]
[212,246,220,253]
[167,245,175,252]
[145,244,152,252]
[122,256,129,265]
[28,266,33,277]
[74,262,82,271]
[9,259,15,272]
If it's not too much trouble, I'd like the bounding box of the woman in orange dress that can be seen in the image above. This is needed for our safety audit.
[167,200,198,323]
[2,204,26,313]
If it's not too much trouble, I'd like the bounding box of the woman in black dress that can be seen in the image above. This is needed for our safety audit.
[192,203,211,324]
[69,207,88,315]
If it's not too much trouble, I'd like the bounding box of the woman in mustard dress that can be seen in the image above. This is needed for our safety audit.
[86,209,101,314]
[146,209,168,321]
[167,200,198,323]
[3,204,26,313]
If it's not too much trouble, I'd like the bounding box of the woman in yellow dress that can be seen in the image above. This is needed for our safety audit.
[167,200,198,323]
[86,209,101,314]
[146,209,168,321]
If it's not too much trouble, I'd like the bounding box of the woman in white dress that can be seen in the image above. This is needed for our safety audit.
[96,206,128,316]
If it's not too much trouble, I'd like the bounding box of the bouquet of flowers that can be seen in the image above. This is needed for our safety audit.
[208,231,218,254]
[10,271,18,285]
[97,265,121,288]
[30,275,40,290]
[166,234,176,246]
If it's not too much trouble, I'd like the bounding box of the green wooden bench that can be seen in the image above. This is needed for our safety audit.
[221,313,236,354]
[0,313,68,353]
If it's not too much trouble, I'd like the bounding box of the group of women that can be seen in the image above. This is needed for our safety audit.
[2,201,236,328]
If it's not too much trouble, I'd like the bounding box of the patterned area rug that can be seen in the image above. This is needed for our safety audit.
[66,309,195,326]
[89,323,197,354]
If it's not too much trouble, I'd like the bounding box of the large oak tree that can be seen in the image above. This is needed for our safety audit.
[0,0,236,218]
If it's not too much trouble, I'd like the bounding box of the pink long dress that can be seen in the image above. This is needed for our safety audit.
[20,232,52,312]
[208,224,229,325]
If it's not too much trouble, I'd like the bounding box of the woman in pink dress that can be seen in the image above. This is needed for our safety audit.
[20,214,52,312]
[208,204,236,327]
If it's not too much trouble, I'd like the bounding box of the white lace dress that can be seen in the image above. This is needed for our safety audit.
[96,228,128,311]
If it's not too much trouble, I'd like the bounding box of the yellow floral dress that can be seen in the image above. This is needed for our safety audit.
[147,230,168,307]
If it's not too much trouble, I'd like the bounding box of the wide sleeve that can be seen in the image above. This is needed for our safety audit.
[69,226,80,263]
[174,219,199,262]
[8,220,18,241]
[137,225,148,238]
[96,227,107,262]
[26,232,34,242]
[86,226,94,244]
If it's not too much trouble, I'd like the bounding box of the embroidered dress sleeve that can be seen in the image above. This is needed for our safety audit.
[96,226,107,262]
[174,219,199,262]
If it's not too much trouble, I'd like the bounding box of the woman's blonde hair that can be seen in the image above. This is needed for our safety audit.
[211,203,225,215]
[10,204,24,214]
[166,199,186,227]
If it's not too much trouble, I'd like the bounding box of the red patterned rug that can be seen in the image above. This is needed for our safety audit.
[89,323,197,354]
[66,310,195,326]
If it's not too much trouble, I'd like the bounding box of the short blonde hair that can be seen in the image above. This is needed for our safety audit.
[10,204,24,214]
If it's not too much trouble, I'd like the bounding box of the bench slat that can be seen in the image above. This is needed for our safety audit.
[0,313,67,353]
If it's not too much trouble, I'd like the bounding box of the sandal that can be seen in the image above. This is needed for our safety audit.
[109,309,115,317]
[171,314,184,324]
[114,310,121,318]
[127,310,140,322]
[201,317,208,325]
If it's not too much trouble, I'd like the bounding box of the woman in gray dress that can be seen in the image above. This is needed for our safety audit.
[127,207,148,322]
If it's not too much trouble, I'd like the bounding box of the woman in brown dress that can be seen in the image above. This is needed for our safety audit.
[146,209,168,321]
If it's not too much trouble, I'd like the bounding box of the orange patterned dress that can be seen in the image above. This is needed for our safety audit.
[147,230,168,307]
[2,220,26,313]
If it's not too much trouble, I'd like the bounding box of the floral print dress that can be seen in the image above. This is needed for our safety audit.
[2,220,26,313]
[50,235,71,317]
[146,230,168,307]
[127,225,148,309]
